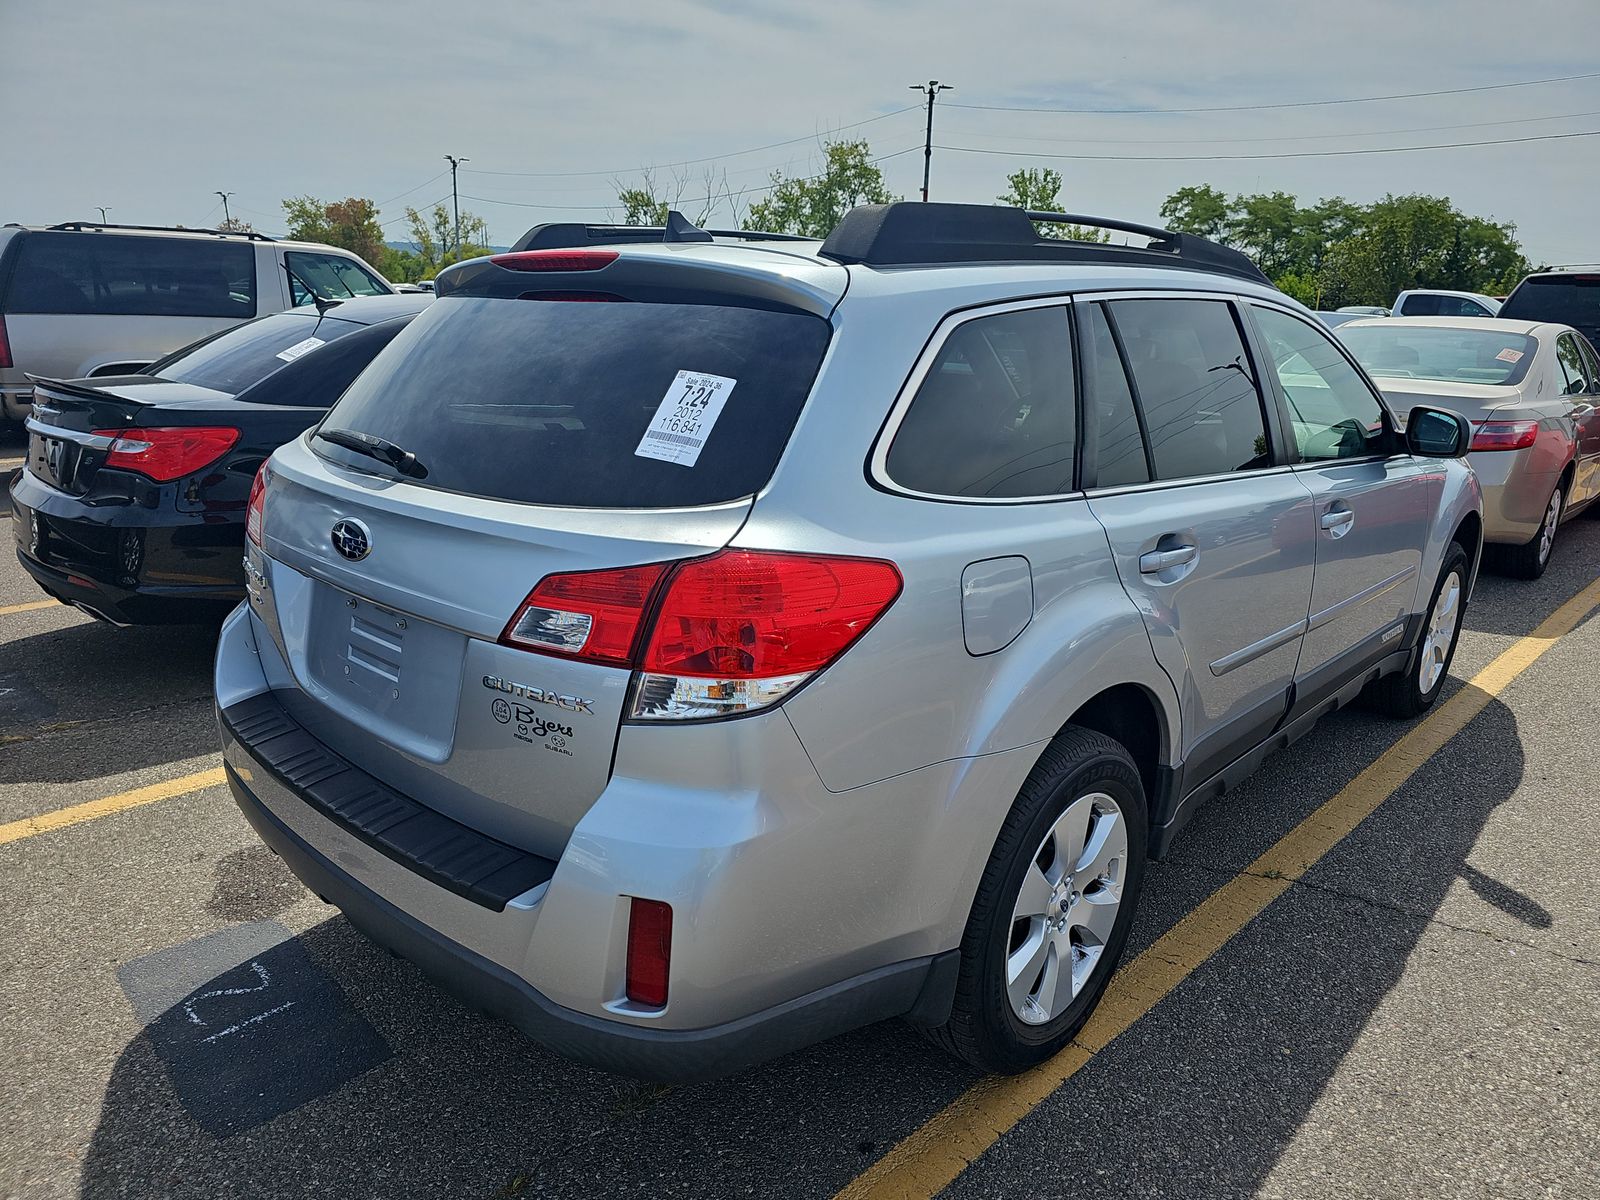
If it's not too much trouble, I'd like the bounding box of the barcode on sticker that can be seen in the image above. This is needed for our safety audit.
[635,370,737,468]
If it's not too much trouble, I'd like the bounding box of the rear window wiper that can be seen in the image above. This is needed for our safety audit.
[316,427,429,479]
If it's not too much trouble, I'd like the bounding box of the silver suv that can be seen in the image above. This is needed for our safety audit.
[215,204,1482,1079]
[0,222,393,427]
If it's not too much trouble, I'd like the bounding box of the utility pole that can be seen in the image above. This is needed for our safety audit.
[444,155,469,255]
[95,206,110,223]
[215,191,235,225]
[909,80,952,202]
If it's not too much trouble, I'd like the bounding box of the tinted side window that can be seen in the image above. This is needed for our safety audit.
[286,252,388,305]
[1081,303,1149,487]
[1400,294,1441,316]
[1577,337,1600,393]
[886,306,1077,498]
[1107,299,1271,480]
[4,232,255,317]
[1555,334,1589,395]
[1254,306,1389,461]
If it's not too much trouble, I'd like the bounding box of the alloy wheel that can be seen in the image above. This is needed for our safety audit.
[1538,489,1561,565]
[1005,791,1128,1025]
[1418,570,1463,694]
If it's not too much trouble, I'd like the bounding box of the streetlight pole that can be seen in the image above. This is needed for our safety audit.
[95,206,110,224]
[444,155,469,255]
[909,80,953,202]
[215,191,235,225]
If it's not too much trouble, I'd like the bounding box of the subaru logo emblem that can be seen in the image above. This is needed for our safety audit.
[330,518,371,562]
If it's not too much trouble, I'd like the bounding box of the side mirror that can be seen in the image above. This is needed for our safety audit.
[1406,406,1472,457]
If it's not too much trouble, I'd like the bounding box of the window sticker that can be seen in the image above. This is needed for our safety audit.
[1495,347,1524,364]
[276,336,325,363]
[635,370,737,467]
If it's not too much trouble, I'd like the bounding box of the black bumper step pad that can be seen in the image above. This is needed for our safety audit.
[222,692,557,911]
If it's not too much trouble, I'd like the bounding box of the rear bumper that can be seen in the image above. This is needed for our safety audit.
[214,605,959,1079]
[225,752,948,1081]
[1468,449,1563,544]
[1,385,30,423]
[10,466,244,623]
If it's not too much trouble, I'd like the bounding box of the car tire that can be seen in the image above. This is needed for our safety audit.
[1495,483,1563,580]
[923,726,1147,1074]
[1364,542,1469,719]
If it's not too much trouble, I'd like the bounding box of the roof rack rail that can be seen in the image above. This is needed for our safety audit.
[45,221,276,242]
[509,210,814,252]
[817,203,1269,285]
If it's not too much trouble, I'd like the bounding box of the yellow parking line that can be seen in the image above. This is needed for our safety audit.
[0,599,57,616]
[837,573,1600,1200]
[0,767,226,847]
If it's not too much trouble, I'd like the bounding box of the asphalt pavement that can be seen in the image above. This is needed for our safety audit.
[1,482,1597,1200]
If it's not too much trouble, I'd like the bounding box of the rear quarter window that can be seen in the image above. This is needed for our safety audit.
[149,312,365,395]
[2,232,255,318]
[315,295,832,508]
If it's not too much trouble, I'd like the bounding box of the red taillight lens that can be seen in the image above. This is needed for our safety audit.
[639,550,904,678]
[625,898,673,1009]
[500,562,669,666]
[0,314,12,369]
[246,460,270,548]
[489,250,619,272]
[93,426,240,482]
[1469,420,1539,451]
[500,550,902,720]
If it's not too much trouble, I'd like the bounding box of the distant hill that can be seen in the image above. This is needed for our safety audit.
[385,240,512,254]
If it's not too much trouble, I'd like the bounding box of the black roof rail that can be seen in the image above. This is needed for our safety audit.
[44,221,276,242]
[817,203,1270,285]
[509,211,815,253]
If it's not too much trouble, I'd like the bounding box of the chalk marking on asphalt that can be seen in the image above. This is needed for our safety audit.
[836,572,1600,1200]
[0,599,57,616]
[0,767,226,847]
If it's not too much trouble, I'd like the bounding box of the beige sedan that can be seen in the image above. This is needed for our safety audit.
[1341,317,1600,578]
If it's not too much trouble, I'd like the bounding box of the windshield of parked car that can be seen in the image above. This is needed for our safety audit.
[1340,325,1538,386]
[316,294,832,508]
[147,311,364,394]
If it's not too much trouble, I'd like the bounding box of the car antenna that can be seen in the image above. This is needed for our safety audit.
[283,262,342,315]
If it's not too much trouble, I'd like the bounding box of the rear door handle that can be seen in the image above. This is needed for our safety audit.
[1320,508,1355,533]
[1139,545,1196,573]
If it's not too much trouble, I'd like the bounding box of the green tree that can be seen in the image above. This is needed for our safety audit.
[995,167,1108,241]
[280,196,388,265]
[617,186,669,225]
[1158,184,1230,240]
[216,216,256,235]
[400,202,491,277]
[1225,191,1300,279]
[747,139,895,237]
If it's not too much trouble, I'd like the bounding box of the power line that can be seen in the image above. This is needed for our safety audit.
[380,195,452,228]
[940,108,1600,146]
[459,145,923,217]
[946,70,1600,115]
[376,169,451,208]
[933,127,1600,162]
[465,106,921,178]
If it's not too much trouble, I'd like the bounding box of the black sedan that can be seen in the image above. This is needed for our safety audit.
[10,293,429,624]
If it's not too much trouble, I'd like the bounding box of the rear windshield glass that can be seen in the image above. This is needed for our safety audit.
[1340,325,1538,386]
[1499,277,1600,339]
[3,231,255,318]
[148,312,363,395]
[316,296,833,508]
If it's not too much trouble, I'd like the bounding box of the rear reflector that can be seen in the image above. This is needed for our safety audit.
[0,314,11,369]
[1470,420,1539,452]
[93,426,240,482]
[490,250,619,272]
[246,460,270,548]
[625,898,673,1008]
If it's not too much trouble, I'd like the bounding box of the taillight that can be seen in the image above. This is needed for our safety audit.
[93,426,240,482]
[500,562,669,666]
[0,314,12,369]
[489,249,619,272]
[1469,420,1539,452]
[625,898,673,1008]
[500,549,903,720]
[246,460,270,548]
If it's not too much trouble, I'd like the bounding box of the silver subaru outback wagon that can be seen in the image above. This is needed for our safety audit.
[214,204,1482,1080]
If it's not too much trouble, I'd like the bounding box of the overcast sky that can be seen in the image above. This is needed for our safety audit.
[5,0,1598,265]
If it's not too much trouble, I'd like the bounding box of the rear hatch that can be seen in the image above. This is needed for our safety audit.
[1500,274,1600,346]
[252,247,845,856]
